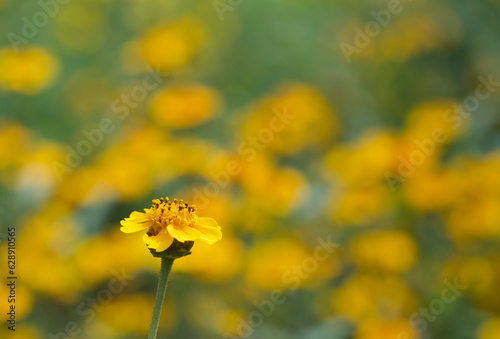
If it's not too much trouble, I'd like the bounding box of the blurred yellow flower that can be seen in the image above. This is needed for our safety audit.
[237,155,309,216]
[350,230,418,273]
[444,154,500,240]
[0,324,42,339]
[150,83,221,128]
[443,257,495,301]
[403,100,464,143]
[333,274,416,322]
[244,238,337,290]
[0,281,33,320]
[141,18,202,72]
[355,317,420,339]
[98,294,176,335]
[478,317,500,339]
[17,202,87,300]
[327,183,391,225]
[98,156,153,200]
[175,235,242,282]
[0,46,58,94]
[120,197,222,252]
[403,169,459,211]
[324,129,400,185]
[75,230,157,286]
[241,82,338,154]
[447,198,500,240]
[0,122,30,169]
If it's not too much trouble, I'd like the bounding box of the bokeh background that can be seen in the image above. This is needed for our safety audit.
[1,0,500,338]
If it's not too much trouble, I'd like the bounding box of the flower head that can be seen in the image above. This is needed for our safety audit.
[120,197,222,253]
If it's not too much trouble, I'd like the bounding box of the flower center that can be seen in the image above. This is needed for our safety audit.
[147,197,198,236]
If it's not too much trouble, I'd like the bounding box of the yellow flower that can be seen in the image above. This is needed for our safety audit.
[244,238,337,290]
[332,274,417,322]
[174,235,243,282]
[141,18,202,72]
[0,46,59,94]
[0,122,30,169]
[241,82,338,154]
[403,100,465,143]
[478,317,500,339]
[120,197,222,252]
[149,83,221,129]
[355,317,420,339]
[350,230,418,273]
[98,294,177,335]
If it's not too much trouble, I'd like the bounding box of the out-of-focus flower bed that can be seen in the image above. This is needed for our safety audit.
[1,0,500,338]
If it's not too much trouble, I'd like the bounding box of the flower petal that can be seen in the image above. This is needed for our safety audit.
[192,217,222,245]
[126,211,150,222]
[143,229,174,252]
[120,219,154,233]
[167,224,202,242]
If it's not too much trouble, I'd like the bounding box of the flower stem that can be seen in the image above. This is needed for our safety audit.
[148,257,175,339]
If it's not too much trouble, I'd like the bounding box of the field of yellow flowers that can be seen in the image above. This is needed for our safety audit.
[1,0,500,338]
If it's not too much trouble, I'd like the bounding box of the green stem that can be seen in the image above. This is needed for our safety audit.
[148,257,175,339]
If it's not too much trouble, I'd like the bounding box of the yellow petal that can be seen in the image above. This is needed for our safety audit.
[125,211,150,222]
[120,219,154,233]
[192,217,222,245]
[167,224,202,242]
[143,232,154,245]
[143,229,173,252]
